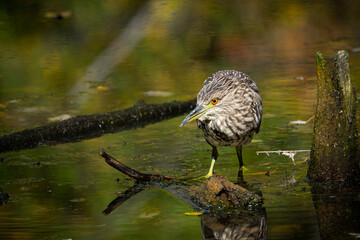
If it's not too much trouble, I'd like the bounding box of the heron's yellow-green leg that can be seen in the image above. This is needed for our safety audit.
[203,146,218,178]
[204,159,216,178]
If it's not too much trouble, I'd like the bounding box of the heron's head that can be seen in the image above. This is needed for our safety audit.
[180,70,240,127]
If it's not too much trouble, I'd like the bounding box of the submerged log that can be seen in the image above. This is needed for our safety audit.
[99,151,263,215]
[100,152,266,239]
[0,99,195,153]
[308,50,360,182]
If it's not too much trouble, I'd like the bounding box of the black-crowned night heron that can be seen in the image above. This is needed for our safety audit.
[180,70,262,178]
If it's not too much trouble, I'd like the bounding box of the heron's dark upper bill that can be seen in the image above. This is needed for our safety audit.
[180,104,208,127]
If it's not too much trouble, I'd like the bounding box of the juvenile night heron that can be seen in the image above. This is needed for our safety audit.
[180,70,262,179]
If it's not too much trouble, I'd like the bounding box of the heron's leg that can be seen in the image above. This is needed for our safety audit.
[236,145,243,168]
[205,146,218,178]
[236,145,245,184]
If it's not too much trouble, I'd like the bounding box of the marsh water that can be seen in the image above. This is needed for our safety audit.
[1,1,360,239]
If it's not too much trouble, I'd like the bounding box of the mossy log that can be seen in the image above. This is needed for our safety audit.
[99,151,263,215]
[188,176,262,214]
[100,151,266,239]
[308,50,360,182]
[0,99,196,153]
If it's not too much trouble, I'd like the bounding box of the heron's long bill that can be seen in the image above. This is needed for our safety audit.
[180,104,211,127]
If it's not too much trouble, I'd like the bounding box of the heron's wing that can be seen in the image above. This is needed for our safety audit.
[253,96,262,134]
[239,75,262,134]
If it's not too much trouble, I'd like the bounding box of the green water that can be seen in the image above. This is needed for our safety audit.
[1,0,360,239]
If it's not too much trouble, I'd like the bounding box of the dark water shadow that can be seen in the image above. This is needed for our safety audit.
[0,187,10,205]
[310,182,360,239]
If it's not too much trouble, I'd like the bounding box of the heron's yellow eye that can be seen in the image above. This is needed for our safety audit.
[211,98,218,105]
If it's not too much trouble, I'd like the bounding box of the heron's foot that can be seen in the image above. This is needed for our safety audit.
[192,172,213,181]
[237,166,248,185]
[204,172,213,179]
[240,166,248,171]
[204,168,214,179]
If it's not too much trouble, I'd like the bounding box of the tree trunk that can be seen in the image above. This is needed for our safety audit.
[308,50,360,182]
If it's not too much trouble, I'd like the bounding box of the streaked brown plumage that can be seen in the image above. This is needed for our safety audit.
[181,70,262,178]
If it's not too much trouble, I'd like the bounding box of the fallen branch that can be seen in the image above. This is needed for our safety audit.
[256,150,310,165]
[0,99,196,153]
[99,151,175,181]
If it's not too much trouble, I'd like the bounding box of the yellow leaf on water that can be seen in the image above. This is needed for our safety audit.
[0,104,6,109]
[185,212,203,216]
[96,86,110,92]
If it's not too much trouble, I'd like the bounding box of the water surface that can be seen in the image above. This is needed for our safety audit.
[1,0,360,239]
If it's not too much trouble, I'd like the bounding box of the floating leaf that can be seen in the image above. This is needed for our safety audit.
[185,212,203,216]
[139,212,160,218]
[48,114,72,122]
[289,120,307,125]
[45,11,72,19]
[8,99,20,104]
[143,91,174,97]
[96,86,110,92]
[70,198,86,202]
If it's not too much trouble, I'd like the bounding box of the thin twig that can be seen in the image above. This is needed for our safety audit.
[256,150,310,166]
[306,115,315,123]
[289,115,315,125]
